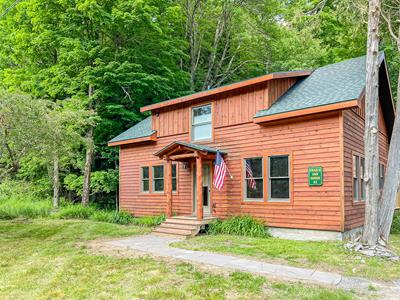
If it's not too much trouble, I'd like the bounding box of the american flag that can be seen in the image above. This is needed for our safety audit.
[213,151,227,190]
[246,161,256,190]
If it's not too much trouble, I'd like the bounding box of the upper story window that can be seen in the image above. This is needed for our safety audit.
[268,155,290,202]
[192,104,212,141]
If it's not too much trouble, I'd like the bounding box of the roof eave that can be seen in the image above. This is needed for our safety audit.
[140,70,312,113]
[253,99,359,124]
[108,131,157,147]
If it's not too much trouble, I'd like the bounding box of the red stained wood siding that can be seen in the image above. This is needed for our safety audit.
[152,79,297,136]
[119,76,346,231]
[343,98,389,230]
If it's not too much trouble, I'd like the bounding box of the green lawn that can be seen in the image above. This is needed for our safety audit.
[173,234,400,281]
[0,219,358,300]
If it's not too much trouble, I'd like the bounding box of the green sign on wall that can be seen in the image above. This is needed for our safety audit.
[308,166,323,186]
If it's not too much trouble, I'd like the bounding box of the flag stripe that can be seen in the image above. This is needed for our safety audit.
[213,151,227,190]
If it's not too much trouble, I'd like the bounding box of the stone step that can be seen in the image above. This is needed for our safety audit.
[153,227,194,236]
[159,223,200,231]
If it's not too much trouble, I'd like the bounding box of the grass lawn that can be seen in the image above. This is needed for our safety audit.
[173,234,400,281]
[0,219,358,300]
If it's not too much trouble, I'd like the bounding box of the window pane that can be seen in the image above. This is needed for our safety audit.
[353,178,359,200]
[142,180,149,192]
[270,156,288,177]
[379,164,385,189]
[245,158,263,178]
[193,123,212,140]
[246,179,263,199]
[142,167,149,179]
[153,166,164,178]
[172,178,177,192]
[270,178,289,199]
[172,164,177,178]
[154,179,164,192]
[193,105,211,124]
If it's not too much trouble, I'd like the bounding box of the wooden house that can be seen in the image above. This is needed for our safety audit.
[109,54,395,239]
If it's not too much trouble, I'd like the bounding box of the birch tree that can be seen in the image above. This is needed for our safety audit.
[378,0,400,243]
[362,0,381,247]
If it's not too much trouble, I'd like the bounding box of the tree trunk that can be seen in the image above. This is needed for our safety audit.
[53,154,60,209]
[378,72,400,242]
[82,85,94,206]
[362,0,381,246]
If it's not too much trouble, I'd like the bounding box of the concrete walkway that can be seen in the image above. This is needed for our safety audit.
[105,235,400,297]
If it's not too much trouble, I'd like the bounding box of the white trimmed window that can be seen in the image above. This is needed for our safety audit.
[268,155,290,202]
[192,104,212,141]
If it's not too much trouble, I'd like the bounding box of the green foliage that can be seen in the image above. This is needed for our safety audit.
[133,214,166,227]
[90,210,135,225]
[207,216,269,238]
[53,204,97,220]
[0,180,52,219]
[391,211,400,234]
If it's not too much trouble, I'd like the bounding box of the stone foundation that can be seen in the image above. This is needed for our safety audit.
[268,226,363,241]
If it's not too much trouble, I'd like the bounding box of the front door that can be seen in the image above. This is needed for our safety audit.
[193,163,211,216]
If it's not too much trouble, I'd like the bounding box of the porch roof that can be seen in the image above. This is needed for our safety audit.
[154,141,227,161]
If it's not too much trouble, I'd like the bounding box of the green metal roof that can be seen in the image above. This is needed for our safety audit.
[254,55,367,119]
[108,116,155,143]
[154,141,227,157]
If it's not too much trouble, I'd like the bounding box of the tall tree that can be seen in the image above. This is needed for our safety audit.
[362,0,381,247]
[378,0,400,242]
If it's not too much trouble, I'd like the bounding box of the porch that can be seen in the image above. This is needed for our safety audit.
[154,141,227,221]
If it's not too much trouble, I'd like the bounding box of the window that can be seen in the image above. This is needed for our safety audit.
[141,167,149,192]
[268,155,290,201]
[353,155,366,201]
[244,158,264,200]
[360,158,366,200]
[353,155,360,200]
[192,104,212,141]
[152,165,164,192]
[379,163,385,189]
[172,164,177,192]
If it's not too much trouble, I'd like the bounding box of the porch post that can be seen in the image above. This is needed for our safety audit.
[196,155,203,220]
[166,159,173,217]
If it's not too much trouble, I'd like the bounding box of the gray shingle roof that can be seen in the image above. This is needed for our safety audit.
[254,55,367,118]
[108,116,155,143]
[155,141,227,157]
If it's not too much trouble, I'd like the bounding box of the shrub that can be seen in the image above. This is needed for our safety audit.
[54,204,96,220]
[133,214,166,227]
[207,216,269,238]
[391,211,400,234]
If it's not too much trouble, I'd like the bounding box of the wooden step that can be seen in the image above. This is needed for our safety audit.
[164,218,204,226]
